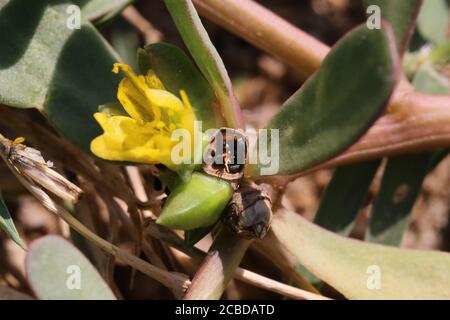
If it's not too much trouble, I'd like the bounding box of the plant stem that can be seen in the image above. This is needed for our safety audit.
[314,92,450,169]
[193,0,329,77]
[121,6,163,44]
[183,227,252,299]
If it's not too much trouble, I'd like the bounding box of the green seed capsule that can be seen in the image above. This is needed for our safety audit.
[156,172,233,230]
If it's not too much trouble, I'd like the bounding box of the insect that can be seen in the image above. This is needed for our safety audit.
[223,181,272,239]
[203,128,248,181]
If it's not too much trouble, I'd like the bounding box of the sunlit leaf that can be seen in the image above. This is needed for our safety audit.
[417,0,449,44]
[164,0,243,128]
[412,63,450,94]
[252,24,398,176]
[0,0,120,152]
[26,235,116,300]
[272,209,450,299]
[73,0,134,22]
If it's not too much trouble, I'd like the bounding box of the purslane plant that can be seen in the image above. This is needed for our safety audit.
[0,0,449,300]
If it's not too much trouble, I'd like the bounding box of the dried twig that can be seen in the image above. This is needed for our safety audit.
[0,136,190,295]
[122,6,163,44]
[0,135,82,203]
[233,268,329,300]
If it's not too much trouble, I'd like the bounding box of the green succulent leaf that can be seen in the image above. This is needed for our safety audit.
[26,235,116,300]
[252,23,398,176]
[140,43,219,129]
[311,0,423,243]
[73,0,134,22]
[338,0,422,247]
[417,0,449,44]
[0,0,120,152]
[314,160,381,235]
[365,154,431,245]
[0,192,26,250]
[366,54,450,246]
[296,160,381,288]
[429,149,450,171]
[272,209,450,299]
[412,63,450,94]
[429,41,450,65]
[110,19,140,70]
[157,172,233,230]
[164,0,243,128]
[364,0,423,54]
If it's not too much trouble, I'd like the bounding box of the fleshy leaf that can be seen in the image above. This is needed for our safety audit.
[0,0,120,152]
[412,63,450,94]
[251,23,398,176]
[314,160,381,235]
[73,0,134,22]
[110,19,140,70]
[364,0,423,54]
[164,0,243,128]
[417,0,449,44]
[365,154,431,245]
[140,43,219,129]
[26,235,116,300]
[0,192,26,250]
[272,209,450,299]
[366,55,450,246]
[312,0,422,239]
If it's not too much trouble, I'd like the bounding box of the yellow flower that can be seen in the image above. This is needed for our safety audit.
[90,63,196,170]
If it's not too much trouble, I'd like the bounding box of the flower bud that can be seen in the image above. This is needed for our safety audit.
[157,172,233,230]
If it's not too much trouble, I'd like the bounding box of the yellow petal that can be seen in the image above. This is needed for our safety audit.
[145,70,165,90]
[147,89,185,111]
[92,63,199,170]
[91,113,179,168]
[13,137,26,144]
[117,77,159,123]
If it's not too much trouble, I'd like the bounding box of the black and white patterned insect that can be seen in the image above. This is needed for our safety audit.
[203,128,248,181]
